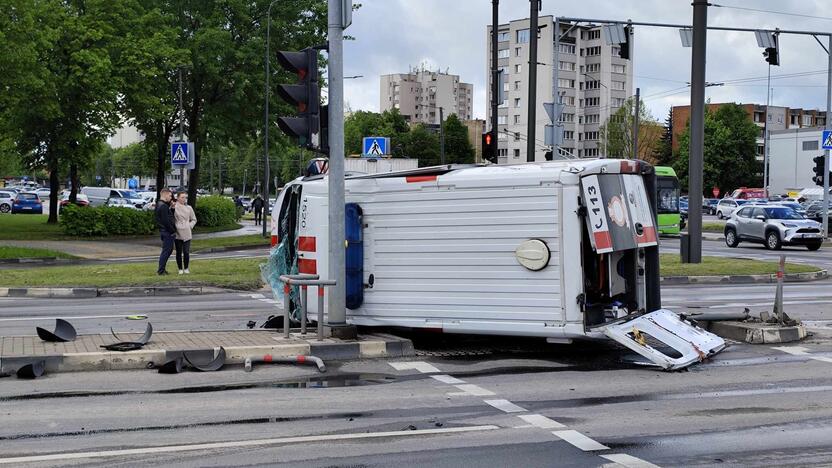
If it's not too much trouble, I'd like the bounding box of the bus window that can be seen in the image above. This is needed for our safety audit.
[656,177,679,214]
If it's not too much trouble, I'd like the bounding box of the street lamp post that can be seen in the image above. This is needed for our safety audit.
[263,0,279,238]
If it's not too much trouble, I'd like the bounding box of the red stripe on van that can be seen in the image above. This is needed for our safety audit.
[271,235,278,247]
[298,258,317,274]
[593,231,612,251]
[406,175,437,183]
[619,160,640,173]
[298,236,316,252]
[640,226,658,244]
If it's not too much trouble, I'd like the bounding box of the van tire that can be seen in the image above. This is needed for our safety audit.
[766,231,782,250]
[725,228,739,248]
[717,211,724,220]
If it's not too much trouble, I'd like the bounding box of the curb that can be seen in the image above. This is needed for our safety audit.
[0,286,232,298]
[0,257,77,265]
[194,243,270,254]
[660,269,827,285]
[0,333,414,374]
[706,321,807,344]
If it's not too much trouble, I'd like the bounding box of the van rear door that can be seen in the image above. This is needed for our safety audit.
[602,309,726,370]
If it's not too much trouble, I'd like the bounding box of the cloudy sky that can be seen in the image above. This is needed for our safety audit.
[340,0,831,121]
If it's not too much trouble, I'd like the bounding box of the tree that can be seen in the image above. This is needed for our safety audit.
[673,103,761,196]
[442,114,475,165]
[402,124,440,166]
[653,109,674,166]
[599,97,659,160]
[344,109,410,156]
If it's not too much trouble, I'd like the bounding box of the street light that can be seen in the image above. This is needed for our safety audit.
[263,0,279,238]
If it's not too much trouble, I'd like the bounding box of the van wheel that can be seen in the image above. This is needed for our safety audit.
[725,229,739,248]
[766,231,782,250]
[717,211,724,220]
[807,242,822,251]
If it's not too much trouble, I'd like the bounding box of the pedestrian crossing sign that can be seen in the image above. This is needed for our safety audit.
[823,130,832,150]
[171,142,190,165]
[362,137,389,157]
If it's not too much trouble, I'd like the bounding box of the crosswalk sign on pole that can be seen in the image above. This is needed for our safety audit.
[823,130,832,150]
[362,137,389,157]
[171,142,190,165]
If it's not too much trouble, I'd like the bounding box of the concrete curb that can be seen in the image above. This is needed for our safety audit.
[0,286,232,298]
[0,333,414,374]
[660,269,827,285]
[194,244,270,254]
[0,257,75,265]
[706,321,808,344]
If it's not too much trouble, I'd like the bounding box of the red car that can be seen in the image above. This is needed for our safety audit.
[59,193,90,207]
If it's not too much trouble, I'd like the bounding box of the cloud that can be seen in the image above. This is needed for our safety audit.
[341,1,832,120]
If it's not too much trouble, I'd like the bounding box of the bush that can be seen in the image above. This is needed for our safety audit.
[194,195,239,227]
[60,205,155,237]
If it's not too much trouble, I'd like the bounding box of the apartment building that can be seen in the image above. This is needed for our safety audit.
[486,16,634,164]
[380,66,474,125]
[671,103,827,162]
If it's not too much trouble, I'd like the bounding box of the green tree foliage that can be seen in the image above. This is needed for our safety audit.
[344,109,410,155]
[653,109,674,166]
[403,124,440,166]
[599,98,658,160]
[442,114,475,165]
[673,103,761,195]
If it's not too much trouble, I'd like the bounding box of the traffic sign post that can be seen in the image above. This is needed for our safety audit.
[171,141,191,191]
[362,137,389,157]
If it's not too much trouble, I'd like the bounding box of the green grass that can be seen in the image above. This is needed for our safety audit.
[0,215,65,240]
[0,246,76,259]
[0,257,264,290]
[660,254,818,277]
[190,234,269,251]
[192,223,244,234]
[701,222,725,233]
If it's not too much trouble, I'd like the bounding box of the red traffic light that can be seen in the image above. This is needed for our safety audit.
[485,133,492,145]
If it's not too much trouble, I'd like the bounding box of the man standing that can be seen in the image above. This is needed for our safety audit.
[252,194,264,225]
[155,188,176,275]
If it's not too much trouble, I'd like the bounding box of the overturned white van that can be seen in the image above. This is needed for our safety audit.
[270,159,725,369]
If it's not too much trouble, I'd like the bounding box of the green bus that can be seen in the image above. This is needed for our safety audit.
[655,166,682,235]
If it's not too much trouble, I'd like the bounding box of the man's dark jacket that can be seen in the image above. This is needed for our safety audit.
[155,200,176,234]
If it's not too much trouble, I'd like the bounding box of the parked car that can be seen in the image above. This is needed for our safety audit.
[805,201,831,221]
[777,201,807,217]
[81,187,146,208]
[240,196,253,212]
[0,190,15,213]
[106,197,139,209]
[724,204,823,251]
[59,193,89,207]
[11,192,43,214]
[34,188,51,200]
[727,187,767,200]
[715,198,748,219]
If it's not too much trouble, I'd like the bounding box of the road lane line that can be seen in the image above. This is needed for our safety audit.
[483,399,526,413]
[453,384,495,396]
[517,414,565,429]
[389,361,440,373]
[773,346,832,364]
[0,314,136,322]
[600,453,661,468]
[551,430,609,451]
[0,425,500,465]
[431,374,465,384]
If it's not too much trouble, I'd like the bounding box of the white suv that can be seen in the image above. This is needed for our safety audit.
[716,198,748,219]
[0,191,13,213]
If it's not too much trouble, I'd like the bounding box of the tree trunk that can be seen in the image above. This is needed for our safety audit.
[69,163,78,203]
[47,153,60,224]
[187,120,200,210]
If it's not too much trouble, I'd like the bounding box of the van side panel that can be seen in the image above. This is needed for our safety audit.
[347,175,565,335]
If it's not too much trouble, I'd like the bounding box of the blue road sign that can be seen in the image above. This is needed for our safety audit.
[128,178,138,189]
[362,137,389,156]
[171,141,190,165]
[823,130,832,150]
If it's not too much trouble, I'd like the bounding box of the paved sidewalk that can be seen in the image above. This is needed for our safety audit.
[192,219,262,239]
[0,240,159,259]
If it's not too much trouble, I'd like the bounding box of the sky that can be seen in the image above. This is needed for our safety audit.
[340,0,832,122]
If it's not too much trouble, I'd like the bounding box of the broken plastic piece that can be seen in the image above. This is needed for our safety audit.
[184,347,226,372]
[244,354,326,373]
[157,356,184,374]
[36,319,77,343]
[101,323,153,352]
[16,360,46,379]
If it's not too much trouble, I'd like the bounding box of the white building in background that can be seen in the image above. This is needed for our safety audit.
[486,16,634,163]
[108,123,185,189]
[768,127,825,195]
[380,66,474,124]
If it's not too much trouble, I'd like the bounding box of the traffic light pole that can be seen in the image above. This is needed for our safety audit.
[685,0,707,264]
[263,0,278,238]
[491,0,499,162]
[526,0,539,163]
[824,35,831,238]
[327,0,347,330]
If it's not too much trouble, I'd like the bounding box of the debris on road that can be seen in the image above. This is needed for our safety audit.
[101,323,153,351]
[36,318,77,342]
[184,347,226,372]
[244,354,326,373]
[15,360,45,379]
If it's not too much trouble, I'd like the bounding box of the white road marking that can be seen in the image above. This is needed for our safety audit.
[431,374,465,384]
[600,453,661,468]
[452,384,495,396]
[552,430,609,451]
[773,346,832,364]
[0,314,135,322]
[0,425,500,465]
[483,399,526,413]
[258,298,279,304]
[389,361,440,374]
[517,414,565,429]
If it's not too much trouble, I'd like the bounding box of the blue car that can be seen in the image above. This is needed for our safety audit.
[12,192,43,214]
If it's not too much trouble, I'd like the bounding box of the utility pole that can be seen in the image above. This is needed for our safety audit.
[684,0,708,264]
[631,87,640,159]
[327,0,348,333]
[439,106,446,164]
[763,63,772,195]
[242,169,247,197]
[526,0,539,163]
[491,0,499,163]
[824,35,831,239]
[263,0,279,238]
[178,67,185,190]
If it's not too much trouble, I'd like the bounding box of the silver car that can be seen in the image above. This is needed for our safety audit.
[715,198,748,219]
[725,204,823,251]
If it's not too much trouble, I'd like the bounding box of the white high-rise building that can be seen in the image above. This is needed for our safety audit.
[487,16,634,163]
[380,66,473,125]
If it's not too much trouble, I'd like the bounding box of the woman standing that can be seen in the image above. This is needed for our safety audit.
[173,192,197,274]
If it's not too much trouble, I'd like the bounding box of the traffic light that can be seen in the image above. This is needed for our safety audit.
[276,47,320,149]
[482,132,497,163]
[618,26,631,60]
[813,155,826,186]
[763,35,779,66]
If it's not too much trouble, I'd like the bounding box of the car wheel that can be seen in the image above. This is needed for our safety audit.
[725,228,739,248]
[0,204,9,213]
[807,242,822,251]
[766,231,782,250]
[717,211,724,220]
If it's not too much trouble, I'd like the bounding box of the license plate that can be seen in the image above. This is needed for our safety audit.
[22,207,31,210]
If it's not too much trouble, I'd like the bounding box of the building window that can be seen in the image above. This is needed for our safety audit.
[611,46,620,55]
[802,114,813,126]
[753,112,764,123]
[585,63,600,73]
[581,80,600,90]
[563,130,574,140]
[558,61,575,71]
[514,149,521,158]
[514,132,521,141]
[581,97,600,108]
[559,44,576,54]
[514,98,521,108]
[513,115,521,124]
[497,115,507,125]
[585,46,601,56]
[515,47,522,57]
[498,132,507,140]
[803,140,820,151]
[585,114,600,124]
[562,96,575,106]
[559,113,574,123]
[612,81,625,91]
[517,29,530,44]
[585,148,599,157]
[558,78,574,89]
[497,31,510,42]
[612,64,626,74]
[514,81,520,90]
[498,49,510,59]
[611,97,625,107]
[514,64,522,74]
[582,29,601,40]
